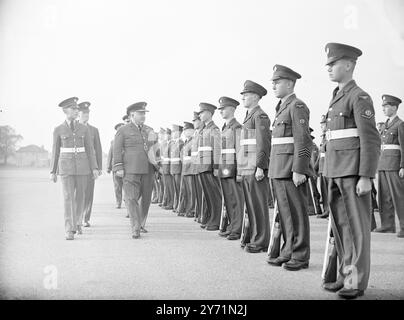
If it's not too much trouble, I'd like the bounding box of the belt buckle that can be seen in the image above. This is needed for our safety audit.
[325,130,331,141]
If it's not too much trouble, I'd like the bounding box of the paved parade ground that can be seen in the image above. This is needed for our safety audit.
[0,168,403,300]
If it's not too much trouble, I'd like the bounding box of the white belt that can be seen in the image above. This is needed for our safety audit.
[326,128,359,141]
[271,137,294,145]
[381,144,400,151]
[161,157,170,162]
[198,146,212,152]
[170,157,181,162]
[221,148,236,154]
[60,147,85,153]
[183,156,192,161]
[191,152,198,156]
[240,139,256,146]
[320,152,325,158]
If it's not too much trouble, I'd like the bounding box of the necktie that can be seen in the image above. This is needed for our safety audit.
[138,125,142,131]
[70,121,74,131]
[386,119,390,127]
[275,100,282,113]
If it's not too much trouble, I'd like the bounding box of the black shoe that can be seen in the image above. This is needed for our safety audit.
[307,211,316,216]
[206,226,219,231]
[245,245,268,253]
[397,230,404,238]
[116,204,121,209]
[227,234,240,241]
[322,280,344,292]
[337,288,364,299]
[267,256,290,266]
[132,232,140,239]
[240,242,248,249]
[140,227,148,233]
[373,227,395,233]
[200,224,206,229]
[125,214,129,218]
[219,230,231,237]
[65,232,74,240]
[84,222,90,227]
[283,259,309,271]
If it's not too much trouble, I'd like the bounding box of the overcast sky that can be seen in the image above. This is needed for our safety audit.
[0,0,403,154]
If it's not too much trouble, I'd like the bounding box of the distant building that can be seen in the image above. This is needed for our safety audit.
[15,145,49,167]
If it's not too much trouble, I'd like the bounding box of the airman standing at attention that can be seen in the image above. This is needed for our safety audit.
[374,95,404,238]
[161,128,174,210]
[316,115,330,219]
[50,97,99,240]
[197,103,222,231]
[267,65,312,270]
[77,101,103,228]
[192,112,208,224]
[321,43,381,299]
[237,80,271,253]
[170,125,184,213]
[107,122,125,209]
[218,96,244,240]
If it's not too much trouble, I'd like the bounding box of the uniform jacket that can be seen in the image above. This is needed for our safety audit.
[323,80,381,178]
[50,120,98,175]
[87,124,103,170]
[378,116,404,171]
[169,138,184,175]
[181,137,194,176]
[269,95,312,179]
[311,142,320,175]
[113,122,155,174]
[107,140,114,172]
[198,121,221,173]
[219,118,242,178]
[237,105,271,176]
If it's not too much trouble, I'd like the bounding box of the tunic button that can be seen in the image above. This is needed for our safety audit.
[327,118,331,122]
[329,108,332,111]
[339,112,343,116]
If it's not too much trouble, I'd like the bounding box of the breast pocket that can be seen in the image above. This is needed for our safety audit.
[274,119,291,137]
[387,132,397,144]
[60,135,71,147]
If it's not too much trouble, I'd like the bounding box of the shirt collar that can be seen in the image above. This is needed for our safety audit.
[281,92,295,105]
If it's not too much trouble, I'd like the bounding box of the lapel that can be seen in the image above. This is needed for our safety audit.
[276,94,296,117]
[243,106,260,124]
[387,116,399,129]
[329,80,356,107]
[64,120,76,133]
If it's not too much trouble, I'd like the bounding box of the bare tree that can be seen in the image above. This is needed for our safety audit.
[0,126,23,165]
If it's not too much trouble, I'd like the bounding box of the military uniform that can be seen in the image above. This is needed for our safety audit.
[218,97,245,240]
[307,140,322,216]
[237,80,271,253]
[113,102,155,238]
[161,129,174,210]
[107,123,125,208]
[78,102,103,226]
[51,97,98,239]
[316,119,330,219]
[268,66,312,269]
[178,122,196,217]
[198,103,223,230]
[376,95,404,236]
[323,43,381,297]
[169,125,184,213]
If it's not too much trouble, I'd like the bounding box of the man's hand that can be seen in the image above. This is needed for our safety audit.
[255,167,264,181]
[98,170,103,176]
[116,170,124,178]
[236,175,242,183]
[213,169,219,177]
[356,177,372,197]
[399,168,404,178]
[93,169,100,180]
[50,173,57,183]
[292,172,307,187]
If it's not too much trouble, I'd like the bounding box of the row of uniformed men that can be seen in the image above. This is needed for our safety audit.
[50,100,103,239]
[108,42,402,299]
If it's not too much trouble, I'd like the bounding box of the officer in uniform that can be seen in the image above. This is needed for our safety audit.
[113,102,156,238]
[50,97,99,240]
[170,124,184,213]
[156,128,166,206]
[107,122,125,208]
[237,80,271,253]
[77,101,103,227]
[316,115,330,219]
[375,95,404,237]
[267,65,312,270]
[178,122,196,217]
[218,96,245,240]
[192,112,209,224]
[197,103,222,230]
[321,43,381,299]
